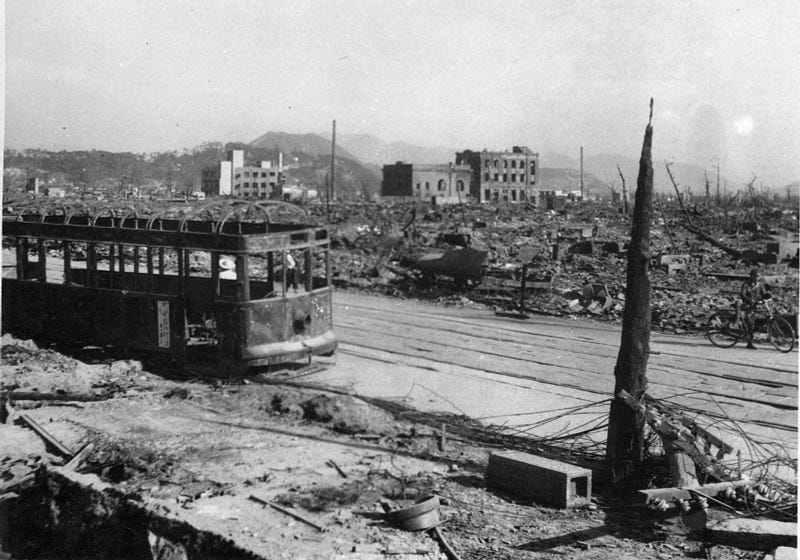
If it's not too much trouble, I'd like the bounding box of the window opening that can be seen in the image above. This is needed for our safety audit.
[217,253,240,299]
[247,252,275,300]
[311,246,329,290]
[43,240,65,284]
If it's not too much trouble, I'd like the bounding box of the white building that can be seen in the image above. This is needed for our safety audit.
[201,150,284,199]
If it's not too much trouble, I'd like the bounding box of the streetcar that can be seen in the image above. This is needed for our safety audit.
[1,200,337,376]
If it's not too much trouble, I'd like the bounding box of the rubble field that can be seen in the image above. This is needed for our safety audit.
[2,198,798,560]
[2,332,789,560]
[316,199,798,333]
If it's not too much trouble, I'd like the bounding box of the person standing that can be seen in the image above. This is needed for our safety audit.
[740,268,768,349]
[286,251,297,292]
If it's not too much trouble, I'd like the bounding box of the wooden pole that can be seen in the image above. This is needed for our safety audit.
[330,120,336,202]
[580,146,584,200]
[605,99,654,492]
[325,173,330,223]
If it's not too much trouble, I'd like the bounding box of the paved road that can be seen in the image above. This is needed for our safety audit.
[304,292,797,470]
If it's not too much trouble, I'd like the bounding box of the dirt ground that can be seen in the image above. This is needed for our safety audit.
[0,305,784,560]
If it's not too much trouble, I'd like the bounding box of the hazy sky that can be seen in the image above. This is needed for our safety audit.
[5,0,800,185]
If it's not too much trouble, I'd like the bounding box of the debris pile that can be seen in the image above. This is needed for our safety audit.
[307,199,799,333]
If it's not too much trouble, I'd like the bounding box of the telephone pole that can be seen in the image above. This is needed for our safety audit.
[580,146,584,200]
[606,99,655,492]
[330,120,336,202]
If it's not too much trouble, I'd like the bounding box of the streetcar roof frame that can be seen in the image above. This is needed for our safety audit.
[2,199,330,253]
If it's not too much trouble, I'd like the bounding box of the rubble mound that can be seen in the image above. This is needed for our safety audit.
[301,394,399,435]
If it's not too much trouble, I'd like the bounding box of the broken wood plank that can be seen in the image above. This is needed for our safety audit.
[64,443,95,471]
[432,526,464,560]
[0,492,20,504]
[248,494,326,532]
[617,390,736,481]
[326,459,348,479]
[5,391,106,402]
[0,473,37,495]
[647,396,734,458]
[17,413,74,457]
[706,518,797,550]
[662,437,698,487]
[636,481,748,505]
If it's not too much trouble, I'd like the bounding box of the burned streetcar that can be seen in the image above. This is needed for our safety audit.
[1,200,337,375]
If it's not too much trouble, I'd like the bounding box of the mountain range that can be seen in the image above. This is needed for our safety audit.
[327,133,749,197]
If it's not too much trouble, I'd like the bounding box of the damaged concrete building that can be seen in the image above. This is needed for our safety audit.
[456,146,540,204]
[201,149,284,199]
[380,162,472,205]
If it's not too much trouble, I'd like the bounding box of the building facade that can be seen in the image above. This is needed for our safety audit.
[456,146,539,204]
[26,177,41,195]
[381,162,472,205]
[201,150,284,199]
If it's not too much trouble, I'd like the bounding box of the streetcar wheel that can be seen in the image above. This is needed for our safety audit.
[768,316,795,353]
[705,313,743,348]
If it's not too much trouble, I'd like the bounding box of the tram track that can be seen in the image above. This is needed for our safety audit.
[333,316,798,402]
[331,295,798,436]
[336,299,797,376]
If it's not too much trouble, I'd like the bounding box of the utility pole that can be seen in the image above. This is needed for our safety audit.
[580,146,584,200]
[606,99,655,493]
[330,120,336,202]
[715,159,720,206]
[324,172,331,223]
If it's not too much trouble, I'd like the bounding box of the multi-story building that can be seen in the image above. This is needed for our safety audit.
[456,146,539,204]
[26,177,41,195]
[381,162,472,205]
[201,150,284,199]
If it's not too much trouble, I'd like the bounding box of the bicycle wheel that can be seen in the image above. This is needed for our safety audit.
[768,316,795,353]
[706,312,744,348]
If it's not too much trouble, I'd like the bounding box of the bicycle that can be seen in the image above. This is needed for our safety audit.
[705,297,796,353]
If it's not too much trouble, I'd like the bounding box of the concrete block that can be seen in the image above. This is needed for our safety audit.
[487,450,591,508]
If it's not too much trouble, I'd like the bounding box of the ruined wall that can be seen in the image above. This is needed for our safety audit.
[381,162,414,197]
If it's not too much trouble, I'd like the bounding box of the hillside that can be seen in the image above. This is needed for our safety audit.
[337,133,455,165]
[249,131,357,161]
[538,168,611,198]
[3,141,382,199]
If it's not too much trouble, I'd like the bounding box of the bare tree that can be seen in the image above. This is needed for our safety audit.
[616,164,629,216]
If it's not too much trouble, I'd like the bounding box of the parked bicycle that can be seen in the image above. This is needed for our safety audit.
[705,296,796,352]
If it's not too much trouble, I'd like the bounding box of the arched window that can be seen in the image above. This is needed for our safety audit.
[437,179,446,192]
[456,180,465,192]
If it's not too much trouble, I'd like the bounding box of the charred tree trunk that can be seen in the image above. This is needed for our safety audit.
[606,100,654,492]
[617,164,629,216]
